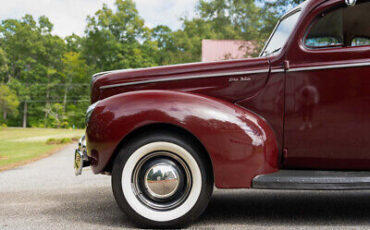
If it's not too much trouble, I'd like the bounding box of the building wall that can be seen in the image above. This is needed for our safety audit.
[201,39,257,62]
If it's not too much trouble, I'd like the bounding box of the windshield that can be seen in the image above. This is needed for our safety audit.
[261,11,302,57]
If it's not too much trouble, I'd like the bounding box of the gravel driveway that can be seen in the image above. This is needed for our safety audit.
[1,145,370,229]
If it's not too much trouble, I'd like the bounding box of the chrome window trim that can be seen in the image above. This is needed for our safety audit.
[271,69,286,73]
[100,69,269,89]
[288,61,370,72]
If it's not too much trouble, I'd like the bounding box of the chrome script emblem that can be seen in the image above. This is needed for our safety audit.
[229,76,252,82]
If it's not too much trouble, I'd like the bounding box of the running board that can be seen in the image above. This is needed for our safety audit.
[252,170,370,190]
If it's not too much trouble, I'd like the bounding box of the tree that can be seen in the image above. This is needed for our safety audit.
[82,0,157,71]
[151,26,177,65]
[197,0,263,41]
[0,48,9,83]
[44,103,68,128]
[61,52,90,111]
[0,84,19,121]
[65,34,83,53]
[259,0,306,36]
[172,19,220,63]
[60,51,91,128]
[0,15,66,127]
[0,0,306,129]
[262,0,305,17]
[160,0,265,63]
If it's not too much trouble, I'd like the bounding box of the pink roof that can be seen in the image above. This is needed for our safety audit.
[201,39,257,62]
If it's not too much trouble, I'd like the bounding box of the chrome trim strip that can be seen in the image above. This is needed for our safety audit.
[93,57,262,80]
[100,69,269,89]
[271,69,285,73]
[288,62,370,72]
[93,69,133,78]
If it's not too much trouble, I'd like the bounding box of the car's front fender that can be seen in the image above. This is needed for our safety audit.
[86,90,279,188]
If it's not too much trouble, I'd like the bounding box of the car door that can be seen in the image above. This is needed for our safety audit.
[284,0,370,169]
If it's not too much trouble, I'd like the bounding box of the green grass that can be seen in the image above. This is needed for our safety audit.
[0,128,84,169]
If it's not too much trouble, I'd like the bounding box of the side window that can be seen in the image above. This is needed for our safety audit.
[306,37,342,48]
[305,9,344,48]
[351,37,370,46]
[305,1,370,49]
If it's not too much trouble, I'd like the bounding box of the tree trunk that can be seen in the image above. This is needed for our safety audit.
[44,73,50,125]
[22,101,27,128]
[3,110,6,121]
[63,84,68,112]
[63,73,73,112]
[7,63,15,83]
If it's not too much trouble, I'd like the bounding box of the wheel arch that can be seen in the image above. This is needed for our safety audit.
[86,90,279,188]
[104,122,214,184]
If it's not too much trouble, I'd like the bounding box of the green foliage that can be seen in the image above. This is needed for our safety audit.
[0,128,84,169]
[155,0,287,63]
[262,0,305,16]
[82,0,157,71]
[259,0,306,36]
[46,137,72,145]
[0,13,90,128]
[46,138,56,144]
[0,84,20,121]
[60,138,72,144]
[197,0,263,41]
[0,48,9,79]
[0,0,299,128]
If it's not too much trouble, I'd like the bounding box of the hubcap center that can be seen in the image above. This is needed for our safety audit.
[144,162,180,199]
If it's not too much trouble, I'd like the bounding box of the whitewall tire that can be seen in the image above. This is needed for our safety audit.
[111,130,213,228]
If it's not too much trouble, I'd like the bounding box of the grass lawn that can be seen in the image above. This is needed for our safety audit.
[0,128,84,171]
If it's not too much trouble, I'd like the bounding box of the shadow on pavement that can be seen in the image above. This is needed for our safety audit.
[42,188,370,228]
[200,189,370,227]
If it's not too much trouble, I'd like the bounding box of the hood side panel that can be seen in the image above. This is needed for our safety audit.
[92,58,270,103]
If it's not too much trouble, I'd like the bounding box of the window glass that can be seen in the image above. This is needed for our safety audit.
[351,37,370,46]
[306,37,341,47]
[261,11,301,56]
[305,9,343,48]
[345,1,370,47]
[305,1,370,49]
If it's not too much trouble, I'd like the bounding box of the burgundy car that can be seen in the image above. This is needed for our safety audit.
[74,0,370,227]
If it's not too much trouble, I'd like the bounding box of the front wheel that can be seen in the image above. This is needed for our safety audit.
[111,131,213,228]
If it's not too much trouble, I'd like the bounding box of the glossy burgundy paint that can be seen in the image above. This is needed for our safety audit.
[237,57,287,157]
[86,0,370,188]
[86,91,278,188]
[284,0,370,169]
[91,58,269,104]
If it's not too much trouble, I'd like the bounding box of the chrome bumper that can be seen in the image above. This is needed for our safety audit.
[74,135,90,176]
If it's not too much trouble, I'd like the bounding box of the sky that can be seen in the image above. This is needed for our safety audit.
[0,0,198,38]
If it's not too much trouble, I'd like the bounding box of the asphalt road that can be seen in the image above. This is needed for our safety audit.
[1,145,370,229]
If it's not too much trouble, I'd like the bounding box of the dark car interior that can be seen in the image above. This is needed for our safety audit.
[305,0,370,48]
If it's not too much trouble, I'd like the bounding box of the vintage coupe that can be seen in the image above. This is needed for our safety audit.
[74,0,370,227]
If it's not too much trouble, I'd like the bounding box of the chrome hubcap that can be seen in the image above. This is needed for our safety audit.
[132,151,192,210]
[144,163,180,199]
